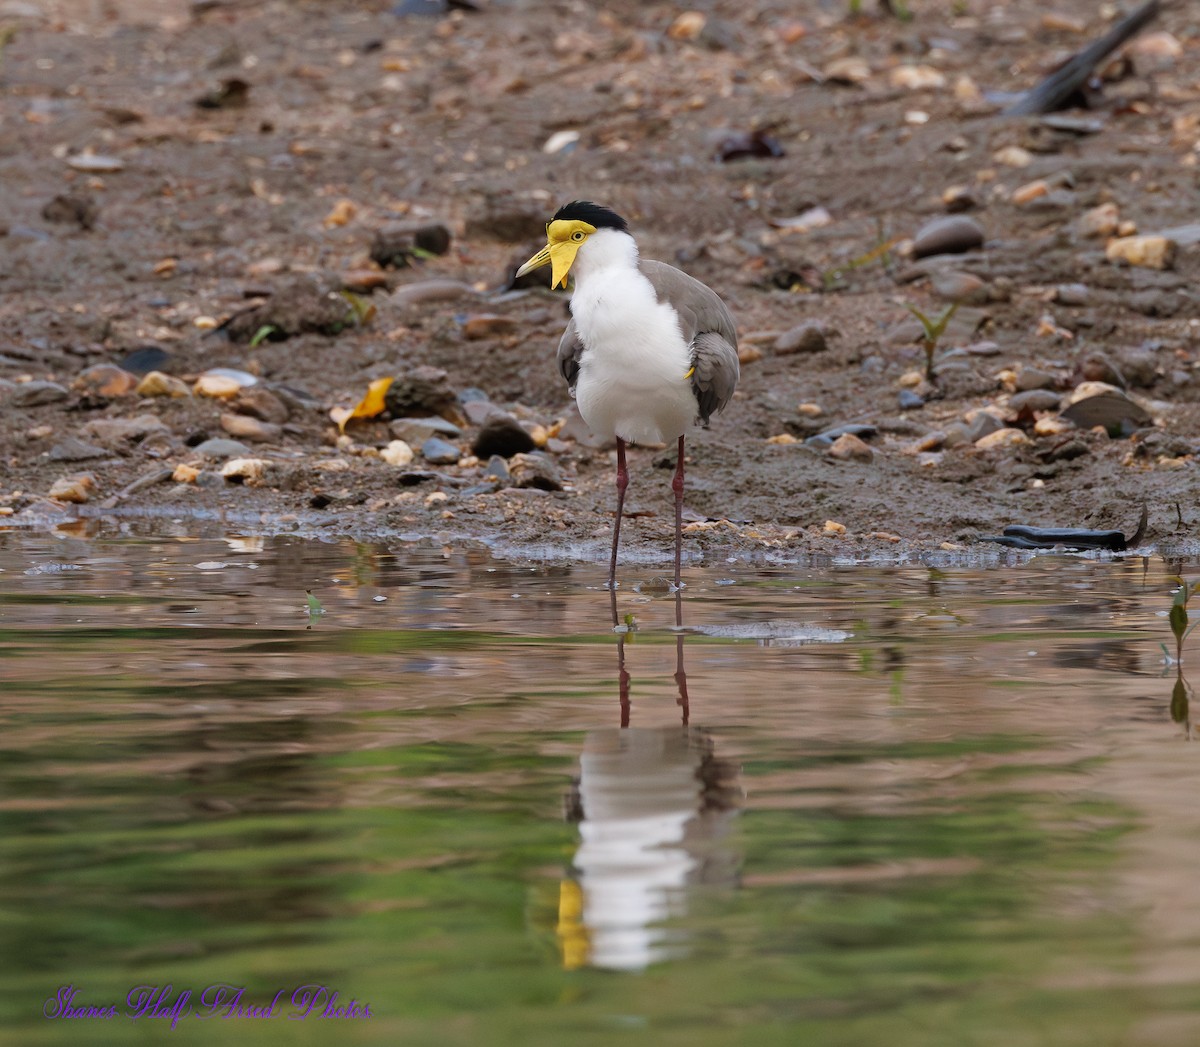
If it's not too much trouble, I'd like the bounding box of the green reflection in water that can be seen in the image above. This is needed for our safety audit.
[1,727,1141,1047]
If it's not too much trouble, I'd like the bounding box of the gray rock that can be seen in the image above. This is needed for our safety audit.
[458,386,490,404]
[1055,283,1090,306]
[1127,289,1182,317]
[774,320,830,355]
[509,452,563,491]
[1016,367,1058,391]
[193,437,251,459]
[421,436,461,465]
[194,470,225,489]
[1115,347,1159,388]
[471,415,535,459]
[463,399,505,426]
[962,410,1005,443]
[912,215,985,259]
[12,380,69,408]
[81,414,169,448]
[1042,439,1090,463]
[1008,389,1061,415]
[942,423,972,447]
[931,270,988,304]
[805,423,877,449]
[391,416,461,445]
[1060,389,1151,435]
[219,415,281,443]
[898,389,926,410]
[485,455,511,482]
[384,365,460,420]
[1075,352,1125,388]
[47,437,108,462]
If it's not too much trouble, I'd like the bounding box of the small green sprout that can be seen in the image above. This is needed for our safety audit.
[905,301,959,382]
[340,290,376,326]
[304,590,325,627]
[1163,578,1199,665]
[249,324,278,348]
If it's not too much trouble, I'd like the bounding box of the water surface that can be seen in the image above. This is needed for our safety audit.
[3,530,1199,1045]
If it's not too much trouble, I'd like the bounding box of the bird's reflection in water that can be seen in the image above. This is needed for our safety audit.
[556,587,741,972]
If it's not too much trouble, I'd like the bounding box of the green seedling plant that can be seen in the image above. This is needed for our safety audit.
[1163,578,1199,666]
[304,589,325,629]
[821,224,901,291]
[905,301,959,382]
[249,324,278,348]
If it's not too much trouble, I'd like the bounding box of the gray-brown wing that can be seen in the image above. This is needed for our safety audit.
[689,331,740,425]
[640,259,739,425]
[556,317,585,392]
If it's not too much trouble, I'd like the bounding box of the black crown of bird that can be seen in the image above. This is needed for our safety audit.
[516,201,740,597]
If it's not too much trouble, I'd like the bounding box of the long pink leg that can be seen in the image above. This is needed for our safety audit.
[608,437,628,590]
[672,435,686,594]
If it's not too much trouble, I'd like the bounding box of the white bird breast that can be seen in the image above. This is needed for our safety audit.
[569,268,697,445]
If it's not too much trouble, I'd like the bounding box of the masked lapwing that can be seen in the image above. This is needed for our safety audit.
[515,201,739,592]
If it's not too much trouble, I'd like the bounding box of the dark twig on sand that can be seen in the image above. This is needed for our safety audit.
[1004,0,1160,116]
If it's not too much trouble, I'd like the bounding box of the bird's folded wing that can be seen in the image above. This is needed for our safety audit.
[557,317,584,391]
[640,259,739,425]
[690,332,739,424]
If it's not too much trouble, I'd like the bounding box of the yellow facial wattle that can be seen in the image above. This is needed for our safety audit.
[515,219,596,289]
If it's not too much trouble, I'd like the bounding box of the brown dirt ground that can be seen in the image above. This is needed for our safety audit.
[1,0,1199,562]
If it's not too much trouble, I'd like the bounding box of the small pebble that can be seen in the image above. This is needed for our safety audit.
[485,455,511,482]
[463,400,505,426]
[1016,367,1057,392]
[73,364,137,397]
[12,381,69,408]
[827,433,874,461]
[49,472,95,503]
[219,412,282,443]
[194,374,244,399]
[992,145,1033,168]
[136,371,191,397]
[509,452,564,490]
[421,437,461,464]
[890,65,946,90]
[931,270,987,303]
[463,314,518,340]
[380,440,415,466]
[391,416,462,445]
[471,415,535,459]
[974,428,1029,449]
[773,320,829,355]
[898,389,926,410]
[1008,389,1061,414]
[1077,203,1120,239]
[193,437,251,459]
[81,414,169,448]
[48,437,107,462]
[1054,283,1090,306]
[962,409,1005,443]
[220,458,267,484]
[231,387,289,424]
[1106,235,1176,271]
[912,215,985,258]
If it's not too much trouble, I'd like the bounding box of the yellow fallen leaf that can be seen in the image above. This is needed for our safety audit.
[333,376,394,433]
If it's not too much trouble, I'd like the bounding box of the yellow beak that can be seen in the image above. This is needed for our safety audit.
[515,240,581,290]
